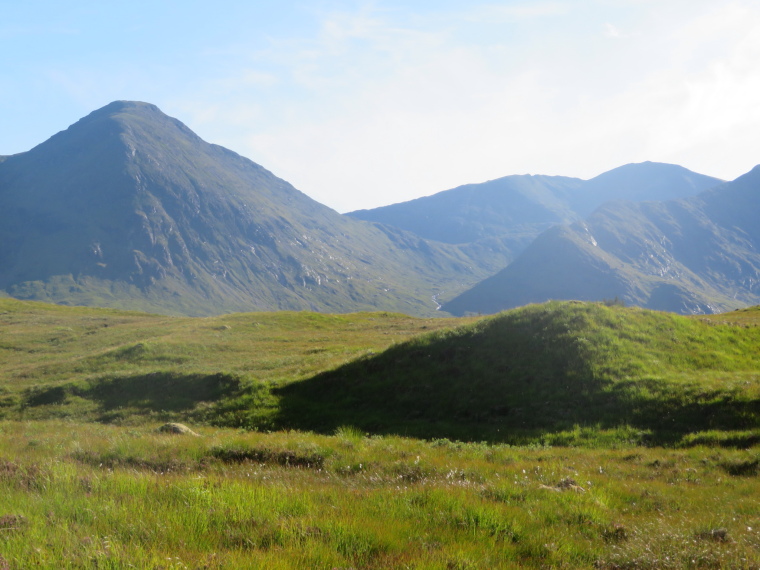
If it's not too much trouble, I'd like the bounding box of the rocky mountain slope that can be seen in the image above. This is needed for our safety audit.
[0,101,500,316]
[442,166,760,315]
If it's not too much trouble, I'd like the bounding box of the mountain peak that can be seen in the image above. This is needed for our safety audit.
[96,100,159,113]
[567,161,723,217]
[70,100,165,128]
[442,162,760,316]
[93,100,168,117]
[0,101,493,316]
[68,100,195,140]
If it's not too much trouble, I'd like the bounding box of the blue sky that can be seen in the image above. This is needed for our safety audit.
[3,1,760,211]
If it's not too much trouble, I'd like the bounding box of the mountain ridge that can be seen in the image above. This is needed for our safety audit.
[346,161,722,271]
[442,166,760,315]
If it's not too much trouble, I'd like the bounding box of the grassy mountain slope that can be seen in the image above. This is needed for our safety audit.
[443,166,760,316]
[0,102,499,316]
[3,298,759,446]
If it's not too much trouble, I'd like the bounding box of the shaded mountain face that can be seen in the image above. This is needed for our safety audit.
[346,162,722,267]
[442,166,760,316]
[0,101,499,316]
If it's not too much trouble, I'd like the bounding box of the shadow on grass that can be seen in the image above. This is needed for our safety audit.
[85,372,242,411]
[19,303,760,446]
[23,372,243,414]
[25,386,69,407]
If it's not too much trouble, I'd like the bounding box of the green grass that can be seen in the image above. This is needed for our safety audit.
[2,298,760,446]
[0,422,758,568]
[2,298,760,566]
[0,298,477,428]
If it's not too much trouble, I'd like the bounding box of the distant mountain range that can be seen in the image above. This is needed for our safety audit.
[1,100,756,316]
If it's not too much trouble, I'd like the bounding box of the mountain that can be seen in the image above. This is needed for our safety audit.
[0,101,502,316]
[346,162,722,267]
[348,174,583,244]
[567,161,723,217]
[442,166,760,315]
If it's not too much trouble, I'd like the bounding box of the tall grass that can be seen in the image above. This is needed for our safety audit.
[0,421,758,568]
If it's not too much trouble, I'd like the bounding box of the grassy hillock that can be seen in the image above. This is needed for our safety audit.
[277,301,760,444]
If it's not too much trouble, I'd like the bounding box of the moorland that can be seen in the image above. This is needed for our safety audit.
[0,297,759,568]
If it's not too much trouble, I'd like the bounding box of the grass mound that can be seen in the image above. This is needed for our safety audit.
[274,301,760,443]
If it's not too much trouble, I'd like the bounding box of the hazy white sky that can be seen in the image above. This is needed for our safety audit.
[2,0,760,211]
